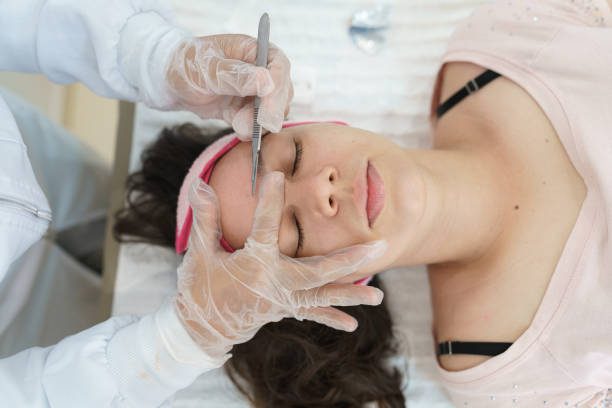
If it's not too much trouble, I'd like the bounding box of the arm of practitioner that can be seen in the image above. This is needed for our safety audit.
[0,97,51,281]
[0,0,292,137]
[0,172,387,407]
[0,312,216,407]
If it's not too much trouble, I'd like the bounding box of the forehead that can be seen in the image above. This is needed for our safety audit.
[208,139,256,250]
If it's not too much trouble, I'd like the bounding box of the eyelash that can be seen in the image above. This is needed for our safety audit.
[293,211,304,256]
[291,139,304,256]
[292,140,303,176]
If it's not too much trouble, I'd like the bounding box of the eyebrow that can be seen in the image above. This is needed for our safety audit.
[256,140,266,181]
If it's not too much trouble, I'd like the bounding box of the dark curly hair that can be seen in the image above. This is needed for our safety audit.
[114,123,407,407]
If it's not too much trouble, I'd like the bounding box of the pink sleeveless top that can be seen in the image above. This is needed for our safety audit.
[429,1,612,407]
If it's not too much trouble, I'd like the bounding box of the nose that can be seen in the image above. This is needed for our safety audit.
[288,165,340,218]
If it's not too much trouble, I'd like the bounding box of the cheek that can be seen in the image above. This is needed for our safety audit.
[276,217,297,257]
[300,222,369,258]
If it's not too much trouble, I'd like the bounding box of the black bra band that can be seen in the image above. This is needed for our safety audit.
[437,340,513,357]
[435,69,501,119]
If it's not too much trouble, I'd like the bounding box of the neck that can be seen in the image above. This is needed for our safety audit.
[393,147,512,268]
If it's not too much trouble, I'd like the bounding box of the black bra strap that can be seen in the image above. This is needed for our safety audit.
[436,69,501,119]
[437,340,513,357]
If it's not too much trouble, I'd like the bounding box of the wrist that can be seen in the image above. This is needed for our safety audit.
[154,298,232,366]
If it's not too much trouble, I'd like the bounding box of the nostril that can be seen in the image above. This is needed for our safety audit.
[327,196,338,215]
[329,173,334,182]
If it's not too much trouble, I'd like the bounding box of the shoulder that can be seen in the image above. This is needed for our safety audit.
[435,62,488,105]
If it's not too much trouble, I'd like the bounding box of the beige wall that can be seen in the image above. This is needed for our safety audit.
[0,72,118,166]
[62,84,118,165]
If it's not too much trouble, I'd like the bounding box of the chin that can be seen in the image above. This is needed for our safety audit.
[368,187,424,271]
[395,164,426,229]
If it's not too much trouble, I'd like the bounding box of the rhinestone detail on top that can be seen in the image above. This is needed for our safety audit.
[570,0,609,26]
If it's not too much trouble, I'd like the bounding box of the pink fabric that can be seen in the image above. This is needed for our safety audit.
[430,1,612,407]
[175,120,371,286]
[175,134,240,254]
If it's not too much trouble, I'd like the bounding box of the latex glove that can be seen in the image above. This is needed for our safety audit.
[166,34,293,139]
[175,172,387,360]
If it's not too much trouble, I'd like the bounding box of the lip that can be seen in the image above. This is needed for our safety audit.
[353,162,369,227]
[366,162,385,227]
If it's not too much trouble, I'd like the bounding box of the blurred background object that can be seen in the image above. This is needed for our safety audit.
[0,73,115,356]
[0,73,118,165]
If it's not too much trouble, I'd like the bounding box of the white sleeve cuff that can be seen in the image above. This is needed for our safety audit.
[154,298,232,366]
[0,0,42,73]
[106,299,230,406]
[33,0,187,100]
[118,11,190,109]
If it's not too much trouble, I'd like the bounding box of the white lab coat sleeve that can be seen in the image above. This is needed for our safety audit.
[0,97,51,282]
[0,299,231,407]
[0,0,191,109]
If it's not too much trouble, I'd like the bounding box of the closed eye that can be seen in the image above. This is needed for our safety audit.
[292,139,303,176]
[291,138,304,257]
[293,210,304,257]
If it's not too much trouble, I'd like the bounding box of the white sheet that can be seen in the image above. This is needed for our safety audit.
[113,0,490,406]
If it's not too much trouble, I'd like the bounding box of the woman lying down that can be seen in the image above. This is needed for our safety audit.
[116,0,612,406]
[115,122,407,407]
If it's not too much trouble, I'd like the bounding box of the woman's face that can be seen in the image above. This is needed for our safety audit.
[208,123,425,281]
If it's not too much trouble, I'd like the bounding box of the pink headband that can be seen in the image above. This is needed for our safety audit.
[176,121,372,286]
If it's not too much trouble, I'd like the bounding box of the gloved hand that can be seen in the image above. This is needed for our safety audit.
[166,34,293,139]
[174,172,387,360]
